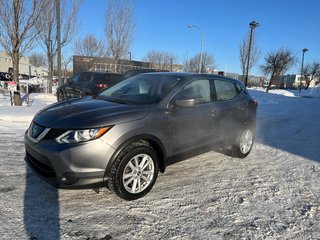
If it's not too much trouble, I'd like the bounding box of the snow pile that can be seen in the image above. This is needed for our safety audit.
[19,77,46,86]
[306,84,320,97]
[0,93,56,123]
[251,86,320,98]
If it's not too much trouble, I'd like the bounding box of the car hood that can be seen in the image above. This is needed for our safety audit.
[33,97,150,129]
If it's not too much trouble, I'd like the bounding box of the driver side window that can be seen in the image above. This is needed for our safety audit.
[176,79,211,104]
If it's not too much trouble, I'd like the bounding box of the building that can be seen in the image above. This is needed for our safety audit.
[211,70,265,87]
[73,55,182,75]
[0,50,48,78]
[0,51,30,75]
[276,74,297,89]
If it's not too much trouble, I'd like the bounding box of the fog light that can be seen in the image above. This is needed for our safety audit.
[61,172,78,185]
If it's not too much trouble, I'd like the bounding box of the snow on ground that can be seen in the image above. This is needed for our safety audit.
[252,84,320,98]
[0,88,319,239]
[0,91,56,124]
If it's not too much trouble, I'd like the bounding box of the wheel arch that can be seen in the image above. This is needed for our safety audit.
[104,134,167,183]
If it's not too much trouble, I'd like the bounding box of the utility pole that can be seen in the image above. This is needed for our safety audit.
[56,0,62,85]
[50,39,53,92]
[245,21,260,87]
[299,48,308,93]
[187,25,204,73]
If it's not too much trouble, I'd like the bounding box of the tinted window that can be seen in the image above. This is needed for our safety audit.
[176,79,211,104]
[235,83,244,93]
[95,74,123,84]
[214,80,238,101]
[83,73,96,82]
[69,74,80,83]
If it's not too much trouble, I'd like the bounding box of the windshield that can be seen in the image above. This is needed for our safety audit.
[99,74,182,104]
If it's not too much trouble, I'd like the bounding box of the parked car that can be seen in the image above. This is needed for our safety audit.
[123,68,168,79]
[56,71,124,101]
[25,72,258,200]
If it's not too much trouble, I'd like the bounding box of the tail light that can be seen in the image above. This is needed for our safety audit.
[249,99,258,106]
[96,83,108,88]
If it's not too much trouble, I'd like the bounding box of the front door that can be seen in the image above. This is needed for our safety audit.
[168,79,216,155]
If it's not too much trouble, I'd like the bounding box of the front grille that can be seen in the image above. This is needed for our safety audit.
[43,129,67,140]
[28,122,51,143]
[26,152,56,178]
[29,122,46,139]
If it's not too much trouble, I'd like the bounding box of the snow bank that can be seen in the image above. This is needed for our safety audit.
[0,93,56,123]
[304,84,320,97]
[251,85,320,100]
[19,77,46,85]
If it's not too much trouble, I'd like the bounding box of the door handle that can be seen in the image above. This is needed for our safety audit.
[208,110,215,117]
[238,104,246,111]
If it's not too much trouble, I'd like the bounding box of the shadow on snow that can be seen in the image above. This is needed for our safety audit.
[24,166,60,240]
[250,89,320,163]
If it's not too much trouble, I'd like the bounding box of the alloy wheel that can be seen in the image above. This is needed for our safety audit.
[239,129,253,154]
[122,153,155,194]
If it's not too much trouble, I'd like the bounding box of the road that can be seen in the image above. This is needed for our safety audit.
[0,90,319,239]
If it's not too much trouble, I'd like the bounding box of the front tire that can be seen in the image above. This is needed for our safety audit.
[108,143,159,200]
[57,91,66,102]
[232,127,254,158]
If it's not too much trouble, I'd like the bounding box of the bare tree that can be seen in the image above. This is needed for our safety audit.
[143,50,177,70]
[62,54,73,82]
[29,52,47,67]
[183,52,216,73]
[303,61,320,89]
[105,0,134,73]
[260,48,297,92]
[239,31,260,81]
[37,0,79,93]
[73,34,106,57]
[0,0,45,105]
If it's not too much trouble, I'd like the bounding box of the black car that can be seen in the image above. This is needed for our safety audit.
[56,71,123,101]
[123,68,168,79]
[25,72,257,200]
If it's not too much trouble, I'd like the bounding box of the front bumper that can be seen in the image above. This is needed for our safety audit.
[24,132,115,189]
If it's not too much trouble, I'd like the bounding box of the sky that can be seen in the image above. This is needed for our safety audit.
[65,0,320,76]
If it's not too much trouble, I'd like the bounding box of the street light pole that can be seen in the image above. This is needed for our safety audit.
[245,21,260,87]
[299,48,308,93]
[187,25,203,73]
[56,0,62,85]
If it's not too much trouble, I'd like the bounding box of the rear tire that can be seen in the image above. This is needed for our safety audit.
[232,127,254,158]
[108,142,159,200]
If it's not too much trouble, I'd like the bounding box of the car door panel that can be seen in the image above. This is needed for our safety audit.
[168,103,215,155]
[168,79,218,156]
[212,79,248,141]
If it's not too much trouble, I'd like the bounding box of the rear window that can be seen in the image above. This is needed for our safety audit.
[214,80,238,101]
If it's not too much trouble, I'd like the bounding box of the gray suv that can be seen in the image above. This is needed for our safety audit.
[25,72,257,200]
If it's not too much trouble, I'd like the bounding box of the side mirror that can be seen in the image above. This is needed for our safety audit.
[175,99,196,108]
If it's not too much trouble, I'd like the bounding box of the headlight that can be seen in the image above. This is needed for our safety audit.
[56,127,111,144]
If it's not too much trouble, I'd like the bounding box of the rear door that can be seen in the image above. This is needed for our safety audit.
[105,74,124,87]
[211,79,247,141]
[64,73,81,99]
[80,72,97,96]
